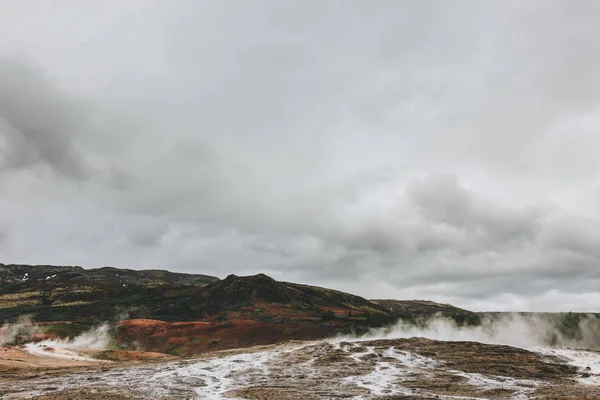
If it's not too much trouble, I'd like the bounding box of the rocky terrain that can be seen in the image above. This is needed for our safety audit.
[2,338,600,399]
[0,265,397,353]
[3,264,600,399]
[0,264,219,289]
[2,264,600,355]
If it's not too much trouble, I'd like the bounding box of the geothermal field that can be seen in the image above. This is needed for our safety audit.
[2,317,600,399]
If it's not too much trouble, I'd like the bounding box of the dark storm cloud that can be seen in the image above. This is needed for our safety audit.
[1,1,600,311]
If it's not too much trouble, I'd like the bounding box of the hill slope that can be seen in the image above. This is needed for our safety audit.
[0,265,387,321]
[193,273,384,314]
[0,264,219,288]
[0,265,394,352]
[2,264,600,355]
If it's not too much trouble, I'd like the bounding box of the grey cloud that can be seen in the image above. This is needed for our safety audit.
[296,172,599,304]
[0,1,600,311]
[407,174,541,248]
[0,228,7,246]
[542,217,600,260]
[0,56,89,179]
[407,174,474,228]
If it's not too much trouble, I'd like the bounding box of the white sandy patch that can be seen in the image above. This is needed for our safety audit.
[451,371,541,397]
[150,350,277,399]
[342,355,413,396]
[534,347,600,385]
[342,346,437,397]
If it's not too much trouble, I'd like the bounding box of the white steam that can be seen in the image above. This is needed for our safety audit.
[0,315,40,346]
[1,317,112,350]
[34,324,111,350]
[354,313,600,350]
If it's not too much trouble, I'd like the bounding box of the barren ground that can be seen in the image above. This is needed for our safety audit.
[1,338,600,399]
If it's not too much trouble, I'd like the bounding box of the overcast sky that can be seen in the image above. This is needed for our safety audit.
[1,1,599,311]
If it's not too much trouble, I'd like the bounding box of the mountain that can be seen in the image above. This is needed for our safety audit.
[1,263,599,356]
[371,299,481,324]
[192,273,385,314]
[0,263,219,324]
[0,265,387,322]
[110,274,392,354]
[0,264,218,288]
[0,264,394,353]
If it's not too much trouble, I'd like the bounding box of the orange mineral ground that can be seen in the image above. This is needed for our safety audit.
[0,346,101,370]
[0,345,167,372]
[114,318,340,354]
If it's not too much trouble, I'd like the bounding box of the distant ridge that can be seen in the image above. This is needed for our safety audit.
[0,263,219,288]
[371,299,476,318]
[188,272,386,314]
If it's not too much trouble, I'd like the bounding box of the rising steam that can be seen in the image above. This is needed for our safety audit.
[1,316,111,355]
[0,315,40,346]
[359,313,600,349]
[33,323,111,350]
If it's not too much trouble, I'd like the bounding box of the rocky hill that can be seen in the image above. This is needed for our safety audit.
[0,264,219,288]
[0,265,387,322]
[372,299,481,324]
[2,263,600,355]
[193,273,384,314]
[0,265,465,326]
[0,264,394,352]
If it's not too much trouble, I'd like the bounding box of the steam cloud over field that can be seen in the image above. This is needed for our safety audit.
[0,315,39,346]
[363,313,600,349]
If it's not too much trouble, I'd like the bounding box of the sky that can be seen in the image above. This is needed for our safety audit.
[0,1,600,312]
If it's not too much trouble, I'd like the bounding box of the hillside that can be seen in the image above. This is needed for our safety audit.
[192,273,385,315]
[0,264,219,288]
[0,266,387,322]
[0,265,395,353]
[108,275,404,354]
[4,264,598,356]
[372,299,481,324]
[0,264,220,326]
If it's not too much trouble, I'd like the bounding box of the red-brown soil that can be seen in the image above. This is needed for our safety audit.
[115,318,341,354]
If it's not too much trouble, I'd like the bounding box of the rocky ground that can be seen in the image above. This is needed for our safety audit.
[2,338,600,399]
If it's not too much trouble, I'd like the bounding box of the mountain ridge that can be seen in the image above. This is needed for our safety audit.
[1,263,599,356]
[0,263,480,325]
[0,263,219,288]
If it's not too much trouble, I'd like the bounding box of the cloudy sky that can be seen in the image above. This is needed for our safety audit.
[1,1,599,311]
